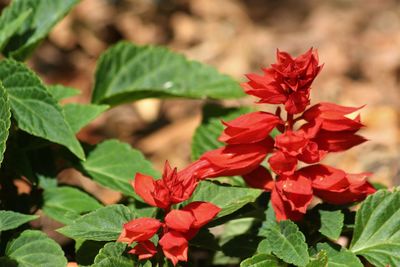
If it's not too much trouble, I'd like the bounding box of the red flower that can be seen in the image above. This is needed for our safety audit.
[299,164,376,204]
[275,130,309,156]
[189,139,274,179]
[219,111,282,144]
[133,161,198,209]
[303,102,364,132]
[159,231,188,266]
[242,48,322,114]
[128,240,157,260]
[271,174,313,221]
[242,166,274,191]
[268,150,298,176]
[117,218,161,244]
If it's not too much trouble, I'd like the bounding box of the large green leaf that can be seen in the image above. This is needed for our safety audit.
[5,230,67,267]
[42,186,103,224]
[0,82,11,166]
[191,104,252,160]
[317,243,362,267]
[260,220,309,266]
[349,189,400,267]
[92,242,133,267]
[92,42,244,105]
[187,181,262,218]
[63,103,109,133]
[82,139,159,197]
[58,204,136,241]
[240,254,284,267]
[0,60,85,159]
[0,211,38,232]
[318,210,344,240]
[2,0,79,60]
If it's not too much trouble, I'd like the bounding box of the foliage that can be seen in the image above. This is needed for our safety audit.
[0,1,395,267]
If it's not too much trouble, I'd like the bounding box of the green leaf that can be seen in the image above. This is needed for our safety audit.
[191,104,252,160]
[317,243,362,267]
[0,60,85,159]
[349,189,400,267]
[0,7,31,51]
[63,103,109,133]
[262,220,309,266]
[92,42,244,105]
[187,181,262,218]
[318,210,344,240]
[42,186,103,224]
[58,204,136,241]
[306,251,328,267]
[47,85,80,101]
[6,230,67,267]
[2,0,79,60]
[0,82,11,166]
[0,211,38,232]
[240,254,284,267]
[92,242,133,267]
[82,139,159,197]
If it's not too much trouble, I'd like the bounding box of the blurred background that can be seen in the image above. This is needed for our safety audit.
[2,0,399,200]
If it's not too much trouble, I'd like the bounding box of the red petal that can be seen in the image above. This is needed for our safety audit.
[200,139,272,177]
[118,218,161,244]
[243,165,274,191]
[159,231,188,266]
[219,111,282,144]
[182,201,221,229]
[268,151,298,176]
[133,173,157,207]
[128,240,157,260]
[165,210,195,232]
[314,130,367,152]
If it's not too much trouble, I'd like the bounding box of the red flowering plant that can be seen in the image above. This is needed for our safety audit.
[117,161,221,266]
[187,48,376,222]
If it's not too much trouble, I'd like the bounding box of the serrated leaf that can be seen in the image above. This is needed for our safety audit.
[63,103,109,133]
[6,230,67,267]
[92,242,133,267]
[0,60,85,159]
[82,139,159,197]
[0,82,11,166]
[2,0,79,60]
[349,189,400,267]
[262,220,309,266]
[0,211,38,232]
[240,254,284,267]
[191,104,252,160]
[92,42,244,105]
[317,243,362,267]
[318,210,344,240]
[42,186,103,224]
[47,85,80,101]
[187,181,262,218]
[58,204,136,241]
[306,251,328,267]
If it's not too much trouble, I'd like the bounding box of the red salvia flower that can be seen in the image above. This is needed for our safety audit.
[159,231,189,266]
[218,111,282,144]
[271,174,313,221]
[117,218,162,244]
[133,161,198,210]
[299,164,376,205]
[242,48,322,114]
[187,48,376,221]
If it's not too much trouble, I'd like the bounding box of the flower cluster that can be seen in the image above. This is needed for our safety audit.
[118,161,221,266]
[183,48,376,221]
